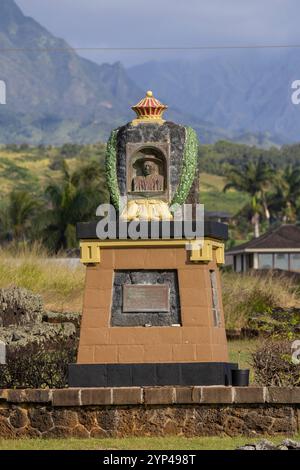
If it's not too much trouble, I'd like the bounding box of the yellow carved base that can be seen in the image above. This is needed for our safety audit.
[120,199,173,221]
[80,242,101,264]
[79,238,225,266]
[189,239,225,264]
[131,118,165,126]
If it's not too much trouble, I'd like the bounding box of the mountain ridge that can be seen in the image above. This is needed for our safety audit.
[0,0,293,146]
[0,0,145,144]
[128,52,300,144]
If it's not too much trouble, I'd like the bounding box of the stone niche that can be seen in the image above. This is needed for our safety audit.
[126,143,169,201]
[115,121,199,204]
[111,270,181,327]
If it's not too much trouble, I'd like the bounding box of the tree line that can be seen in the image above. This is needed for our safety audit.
[1,140,300,250]
[224,158,300,239]
[200,140,300,175]
[0,159,108,252]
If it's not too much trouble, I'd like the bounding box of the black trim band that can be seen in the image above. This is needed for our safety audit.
[68,362,238,387]
[76,220,228,241]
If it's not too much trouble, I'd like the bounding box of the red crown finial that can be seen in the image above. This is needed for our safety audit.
[131,90,167,124]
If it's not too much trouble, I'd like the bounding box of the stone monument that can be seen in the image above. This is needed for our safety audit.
[69,91,238,387]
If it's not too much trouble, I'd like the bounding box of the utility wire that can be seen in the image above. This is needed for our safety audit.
[1,44,300,52]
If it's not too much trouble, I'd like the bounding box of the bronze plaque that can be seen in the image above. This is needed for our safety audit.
[123,285,170,313]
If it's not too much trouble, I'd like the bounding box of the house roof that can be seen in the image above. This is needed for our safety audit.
[226,224,300,254]
[205,211,232,219]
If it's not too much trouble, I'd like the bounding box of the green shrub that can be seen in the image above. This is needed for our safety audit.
[0,336,78,388]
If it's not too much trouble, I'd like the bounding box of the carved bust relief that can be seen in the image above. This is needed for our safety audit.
[126,143,169,200]
[132,157,164,192]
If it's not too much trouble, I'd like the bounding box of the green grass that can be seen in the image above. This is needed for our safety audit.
[228,339,258,369]
[200,191,248,215]
[228,338,260,383]
[0,435,299,450]
[199,172,248,214]
[0,144,106,196]
[200,172,226,191]
[0,150,58,194]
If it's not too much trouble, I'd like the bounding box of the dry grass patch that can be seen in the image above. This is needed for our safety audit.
[222,271,300,329]
[0,244,85,312]
[1,246,299,321]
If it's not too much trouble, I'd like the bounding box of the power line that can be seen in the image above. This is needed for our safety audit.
[1,44,300,52]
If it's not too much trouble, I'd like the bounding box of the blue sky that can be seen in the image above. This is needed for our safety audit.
[16,0,300,65]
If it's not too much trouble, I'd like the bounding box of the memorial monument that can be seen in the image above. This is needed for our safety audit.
[69,91,238,387]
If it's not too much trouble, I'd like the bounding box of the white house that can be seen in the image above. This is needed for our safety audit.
[226,224,300,273]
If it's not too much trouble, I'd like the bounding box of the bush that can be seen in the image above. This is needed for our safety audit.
[0,336,78,388]
[0,286,44,327]
[247,308,300,336]
[251,340,300,387]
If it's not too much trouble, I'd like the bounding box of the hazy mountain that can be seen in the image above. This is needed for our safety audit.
[128,50,300,145]
[0,0,142,144]
[0,0,295,146]
[0,0,236,145]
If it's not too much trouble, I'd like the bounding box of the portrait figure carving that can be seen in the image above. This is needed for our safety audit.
[132,157,164,192]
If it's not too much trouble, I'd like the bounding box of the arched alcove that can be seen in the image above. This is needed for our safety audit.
[126,145,168,199]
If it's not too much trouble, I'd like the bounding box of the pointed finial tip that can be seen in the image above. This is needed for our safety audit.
[146,90,153,97]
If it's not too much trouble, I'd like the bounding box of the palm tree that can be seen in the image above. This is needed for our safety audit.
[71,160,107,191]
[4,190,41,242]
[267,165,300,223]
[41,161,107,252]
[224,158,274,237]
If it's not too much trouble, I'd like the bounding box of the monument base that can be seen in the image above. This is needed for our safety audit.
[68,362,238,387]
[74,223,232,389]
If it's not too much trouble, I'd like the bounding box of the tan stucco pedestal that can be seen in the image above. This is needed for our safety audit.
[69,238,236,387]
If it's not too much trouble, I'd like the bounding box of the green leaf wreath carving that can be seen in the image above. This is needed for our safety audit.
[171,126,199,206]
[105,129,120,210]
